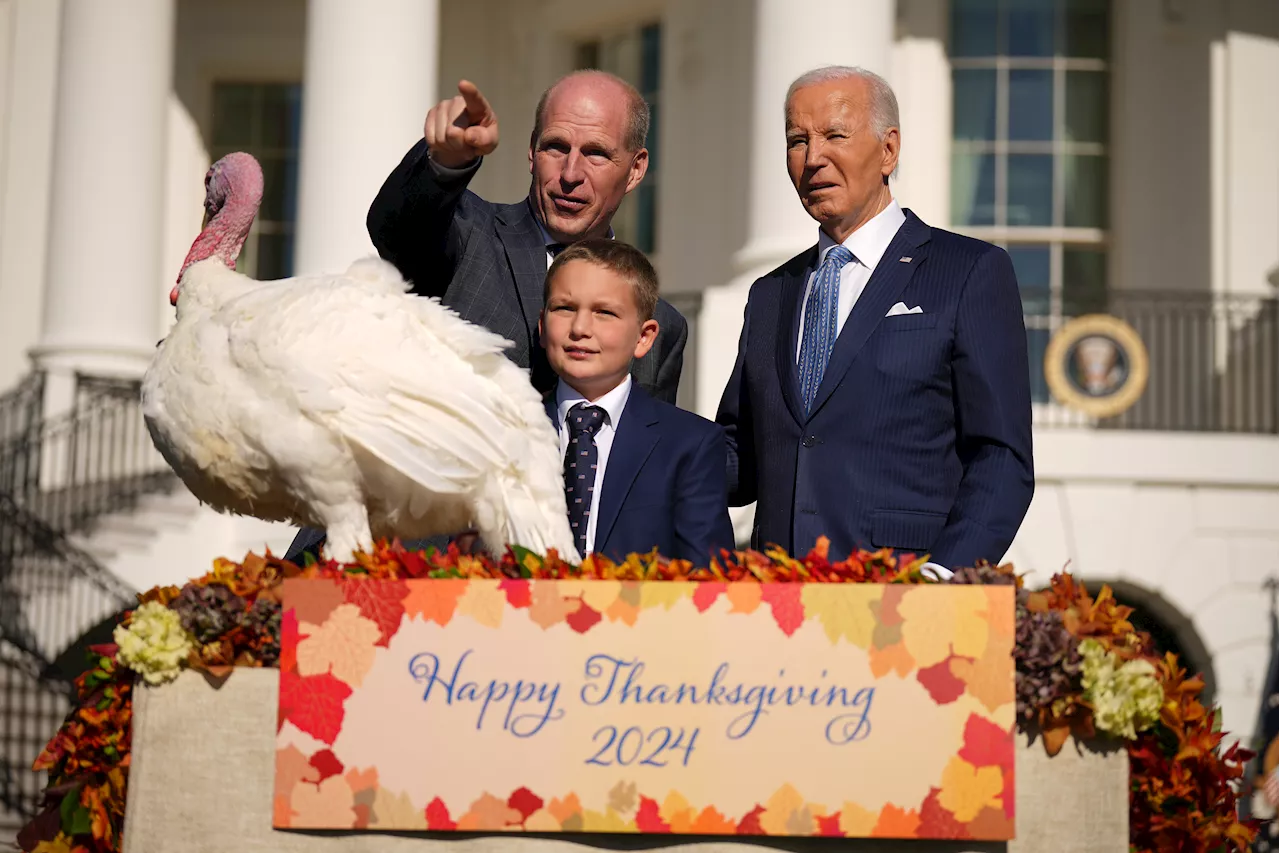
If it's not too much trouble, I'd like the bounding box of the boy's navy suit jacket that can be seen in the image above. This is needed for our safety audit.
[546,385,736,565]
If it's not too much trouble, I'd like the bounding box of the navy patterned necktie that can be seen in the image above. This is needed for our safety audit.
[797,245,855,413]
[564,403,606,555]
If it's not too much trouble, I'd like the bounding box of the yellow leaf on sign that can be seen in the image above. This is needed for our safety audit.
[640,581,690,610]
[937,756,1004,822]
[296,604,381,687]
[759,783,807,835]
[898,587,989,667]
[801,585,882,648]
[660,791,696,832]
[456,582,506,628]
[581,580,622,613]
[582,808,635,832]
[839,801,878,836]
[370,786,426,829]
[525,808,561,831]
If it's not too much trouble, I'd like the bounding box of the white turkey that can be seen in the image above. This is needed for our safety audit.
[142,152,579,563]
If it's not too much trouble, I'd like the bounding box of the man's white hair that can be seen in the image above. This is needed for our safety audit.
[785,65,900,140]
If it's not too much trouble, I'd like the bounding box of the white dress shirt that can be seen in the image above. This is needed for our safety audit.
[555,376,632,554]
[796,199,907,360]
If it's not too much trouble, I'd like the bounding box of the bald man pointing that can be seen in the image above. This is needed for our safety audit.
[366,73,687,402]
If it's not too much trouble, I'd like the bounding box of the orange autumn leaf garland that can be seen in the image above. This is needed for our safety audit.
[19,538,1255,852]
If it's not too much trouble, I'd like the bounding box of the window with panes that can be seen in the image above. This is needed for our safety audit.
[209,83,302,281]
[949,0,1109,402]
[574,23,661,254]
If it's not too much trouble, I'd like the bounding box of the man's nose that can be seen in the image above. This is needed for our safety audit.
[805,138,827,170]
[561,151,585,185]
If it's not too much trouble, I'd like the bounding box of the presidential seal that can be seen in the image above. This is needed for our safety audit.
[1044,314,1149,418]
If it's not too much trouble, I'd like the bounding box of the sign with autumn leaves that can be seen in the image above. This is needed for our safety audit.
[275,578,1016,839]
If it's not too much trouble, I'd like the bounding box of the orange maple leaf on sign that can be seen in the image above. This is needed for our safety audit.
[457,792,521,830]
[871,804,921,838]
[690,805,736,834]
[868,642,915,679]
[547,793,582,824]
[402,579,466,626]
[725,582,763,614]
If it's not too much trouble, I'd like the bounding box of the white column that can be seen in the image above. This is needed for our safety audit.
[293,0,437,276]
[32,0,175,411]
[734,0,894,274]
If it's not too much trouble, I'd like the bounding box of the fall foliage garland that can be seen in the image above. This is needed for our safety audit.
[17,539,1257,853]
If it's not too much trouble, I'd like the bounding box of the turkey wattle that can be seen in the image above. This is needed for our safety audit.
[142,151,578,563]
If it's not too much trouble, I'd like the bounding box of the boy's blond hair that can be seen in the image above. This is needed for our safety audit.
[545,239,659,322]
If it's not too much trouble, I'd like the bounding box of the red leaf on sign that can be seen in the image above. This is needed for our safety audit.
[279,670,353,745]
[343,578,410,647]
[692,582,726,613]
[280,609,299,674]
[736,804,766,835]
[500,579,532,609]
[425,796,456,830]
[507,787,543,822]
[916,656,968,705]
[761,583,805,636]
[565,601,603,634]
[816,812,844,836]
[957,714,1014,770]
[917,788,969,839]
[635,796,671,833]
[999,765,1015,819]
[308,749,344,783]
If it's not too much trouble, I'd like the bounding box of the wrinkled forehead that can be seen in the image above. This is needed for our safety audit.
[786,82,869,130]
[538,83,630,142]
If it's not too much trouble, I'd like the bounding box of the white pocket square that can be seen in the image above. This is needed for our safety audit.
[886,302,923,317]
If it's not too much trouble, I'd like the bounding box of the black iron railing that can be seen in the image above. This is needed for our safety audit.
[0,493,136,828]
[1028,290,1278,434]
[0,375,177,536]
[0,372,177,831]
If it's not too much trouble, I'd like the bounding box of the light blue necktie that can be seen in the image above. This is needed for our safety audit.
[797,245,855,413]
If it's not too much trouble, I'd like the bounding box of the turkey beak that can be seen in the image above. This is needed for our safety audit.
[201,208,210,229]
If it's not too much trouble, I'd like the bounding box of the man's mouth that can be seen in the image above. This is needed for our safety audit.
[551,194,589,214]
[564,345,596,359]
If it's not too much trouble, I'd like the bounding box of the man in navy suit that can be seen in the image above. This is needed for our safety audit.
[542,239,734,564]
[716,66,1034,573]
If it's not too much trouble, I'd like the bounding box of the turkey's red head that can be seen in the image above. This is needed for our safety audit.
[172,152,265,305]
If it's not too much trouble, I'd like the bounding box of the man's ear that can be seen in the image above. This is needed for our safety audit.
[624,148,649,195]
[538,312,546,348]
[633,318,659,359]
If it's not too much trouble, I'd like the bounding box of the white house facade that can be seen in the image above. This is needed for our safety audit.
[0,0,1275,839]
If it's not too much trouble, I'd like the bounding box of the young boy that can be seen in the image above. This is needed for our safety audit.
[540,239,735,565]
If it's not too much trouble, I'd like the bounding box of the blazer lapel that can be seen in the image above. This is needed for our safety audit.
[774,246,818,426]
[494,202,548,347]
[594,386,660,553]
[806,211,933,419]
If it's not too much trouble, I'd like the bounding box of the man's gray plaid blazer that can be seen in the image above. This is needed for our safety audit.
[283,139,688,562]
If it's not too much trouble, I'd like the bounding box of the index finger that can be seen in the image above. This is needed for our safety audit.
[457,80,493,123]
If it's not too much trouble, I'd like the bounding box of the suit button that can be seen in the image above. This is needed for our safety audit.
[802,435,819,448]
